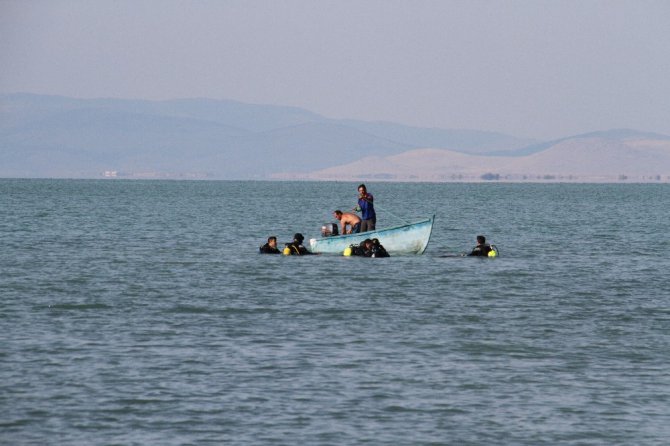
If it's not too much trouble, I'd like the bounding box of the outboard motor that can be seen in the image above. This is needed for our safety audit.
[321,223,339,237]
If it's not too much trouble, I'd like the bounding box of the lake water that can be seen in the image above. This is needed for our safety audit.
[1,179,669,445]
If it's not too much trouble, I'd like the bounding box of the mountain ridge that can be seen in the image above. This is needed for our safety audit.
[2,93,668,181]
[282,135,670,182]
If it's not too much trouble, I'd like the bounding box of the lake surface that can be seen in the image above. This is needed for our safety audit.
[1,179,669,445]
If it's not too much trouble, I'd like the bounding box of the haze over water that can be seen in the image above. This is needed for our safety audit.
[2,179,669,445]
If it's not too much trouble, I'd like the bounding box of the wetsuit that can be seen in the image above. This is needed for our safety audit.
[358,193,376,232]
[259,243,280,254]
[468,244,492,256]
[350,242,389,257]
[371,243,390,258]
[285,242,313,255]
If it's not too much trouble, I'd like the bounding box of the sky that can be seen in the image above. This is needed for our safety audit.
[1,0,669,140]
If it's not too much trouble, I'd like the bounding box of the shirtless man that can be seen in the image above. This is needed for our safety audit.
[333,210,361,234]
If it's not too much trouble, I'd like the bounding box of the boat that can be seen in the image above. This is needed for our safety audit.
[308,215,435,255]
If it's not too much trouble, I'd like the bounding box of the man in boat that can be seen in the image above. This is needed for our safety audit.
[333,210,361,234]
[283,233,315,255]
[467,235,493,256]
[259,236,280,254]
[354,183,376,232]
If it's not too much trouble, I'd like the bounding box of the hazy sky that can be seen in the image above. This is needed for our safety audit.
[2,0,669,139]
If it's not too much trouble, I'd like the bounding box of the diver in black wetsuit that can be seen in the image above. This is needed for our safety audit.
[468,235,493,256]
[348,238,390,257]
[371,238,390,257]
[259,236,280,254]
[284,233,315,255]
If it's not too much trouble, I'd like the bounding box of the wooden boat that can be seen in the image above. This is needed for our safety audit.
[308,215,435,255]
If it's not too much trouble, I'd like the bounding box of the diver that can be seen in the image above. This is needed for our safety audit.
[359,239,374,257]
[371,238,390,257]
[467,235,497,257]
[344,238,390,257]
[259,236,281,254]
[283,233,315,255]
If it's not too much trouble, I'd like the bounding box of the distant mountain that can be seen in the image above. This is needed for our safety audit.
[334,120,534,154]
[0,93,533,179]
[4,94,667,181]
[489,128,670,157]
[285,134,670,182]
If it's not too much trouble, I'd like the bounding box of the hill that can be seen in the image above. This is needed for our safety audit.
[0,93,532,179]
[282,133,670,182]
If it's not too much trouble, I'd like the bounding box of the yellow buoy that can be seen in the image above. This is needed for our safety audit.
[488,250,497,257]
[283,247,291,255]
[343,246,352,256]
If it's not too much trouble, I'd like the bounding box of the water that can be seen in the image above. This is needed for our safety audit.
[1,179,669,445]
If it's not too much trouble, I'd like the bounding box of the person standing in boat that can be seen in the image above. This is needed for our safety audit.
[259,236,280,254]
[333,210,361,234]
[354,183,376,232]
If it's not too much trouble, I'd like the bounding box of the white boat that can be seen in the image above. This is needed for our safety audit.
[308,215,435,255]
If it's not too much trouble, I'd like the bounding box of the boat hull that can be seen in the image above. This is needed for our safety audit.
[308,215,435,255]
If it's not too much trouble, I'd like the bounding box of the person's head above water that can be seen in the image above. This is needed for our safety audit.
[294,233,304,243]
[477,235,486,245]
